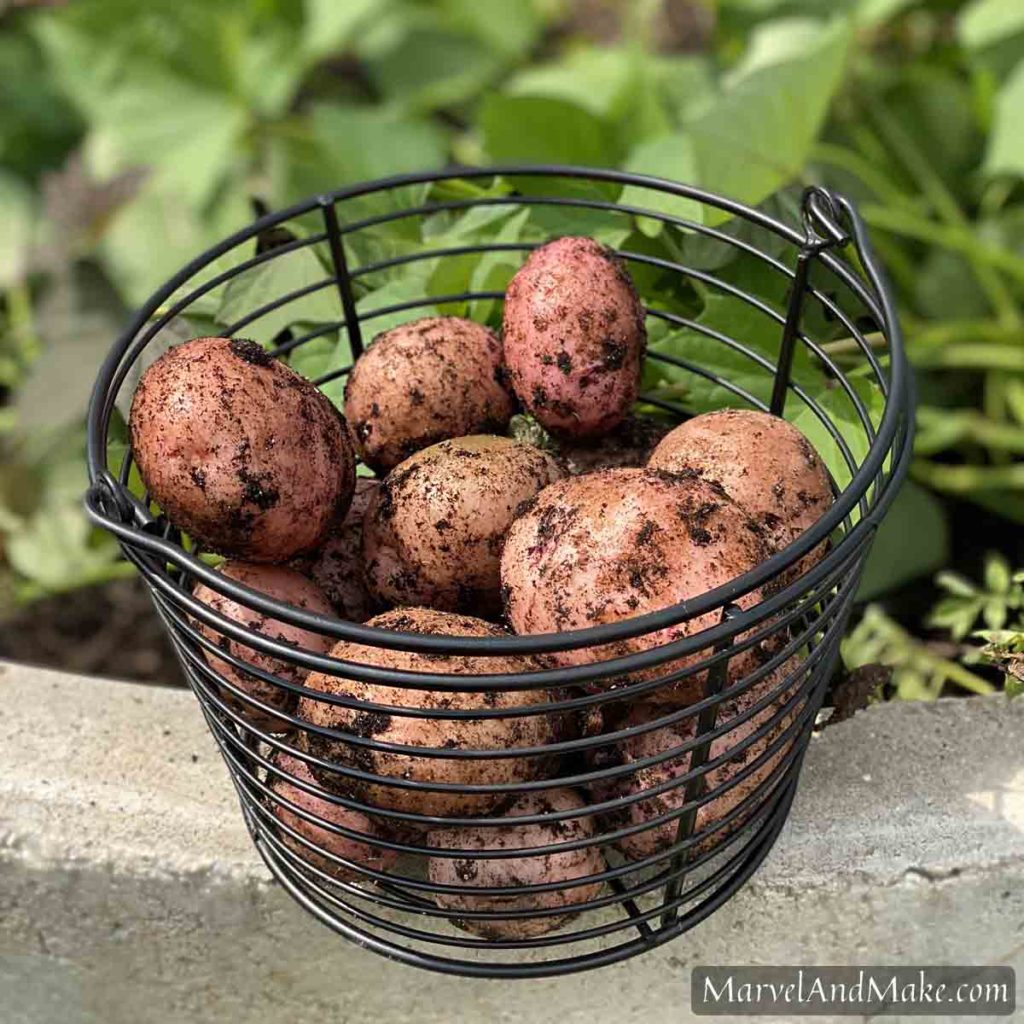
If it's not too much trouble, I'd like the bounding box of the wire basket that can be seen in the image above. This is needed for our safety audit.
[84,167,912,978]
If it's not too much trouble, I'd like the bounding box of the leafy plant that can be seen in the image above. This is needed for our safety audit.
[0,0,1022,706]
[844,555,1024,702]
[842,603,996,701]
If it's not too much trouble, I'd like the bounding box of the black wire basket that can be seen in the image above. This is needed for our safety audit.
[85,167,912,978]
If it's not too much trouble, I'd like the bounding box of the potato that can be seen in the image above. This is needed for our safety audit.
[344,316,515,473]
[129,336,355,561]
[648,409,833,565]
[501,468,776,706]
[363,435,564,616]
[192,562,334,732]
[297,608,559,819]
[292,478,379,622]
[558,414,671,476]
[268,751,398,882]
[502,237,645,438]
[588,666,801,861]
[427,788,606,940]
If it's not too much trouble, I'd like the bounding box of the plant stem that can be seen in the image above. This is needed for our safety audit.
[860,204,1024,288]
[916,408,1024,454]
[861,95,1022,326]
[909,342,1024,371]
[912,459,1024,493]
[810,142,914,207]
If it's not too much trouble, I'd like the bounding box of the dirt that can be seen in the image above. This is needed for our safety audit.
[0,577,184,686]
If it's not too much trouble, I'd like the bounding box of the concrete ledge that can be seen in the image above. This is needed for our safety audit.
[1,662,1023,1023]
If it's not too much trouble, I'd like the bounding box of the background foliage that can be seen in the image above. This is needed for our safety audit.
[0,0,1022,698]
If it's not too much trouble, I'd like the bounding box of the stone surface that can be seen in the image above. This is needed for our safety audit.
[1,662,1023,1023]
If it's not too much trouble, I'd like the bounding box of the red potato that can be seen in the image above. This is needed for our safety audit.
[192,562,335,732]
[292,478,380,622]
[503,237,646,438]
[648,409,833,569]
[588,665,802,861]
[363,435,564,616]
[501,468,776,707]
[344,316,515,473]
[129,336,355,561]
[268,751,398,882]
[296,608,560,819]
[427,788,606,940]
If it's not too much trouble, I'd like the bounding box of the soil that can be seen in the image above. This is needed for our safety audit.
[0,577,184,686]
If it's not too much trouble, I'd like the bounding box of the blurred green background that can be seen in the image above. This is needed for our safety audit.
[0,0,1021,700]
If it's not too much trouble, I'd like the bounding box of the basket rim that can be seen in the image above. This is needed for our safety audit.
[84,164,914,656]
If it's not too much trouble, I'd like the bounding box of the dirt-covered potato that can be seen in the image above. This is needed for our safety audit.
[502,468,775,706]
[192,562,334,732]
[588,666,801,860]
[292,478,379,622]
[363,435,564,615]
[427,788,606,940]
[129,336,355,561]
[297,608,559,819]
[503,237,646,438]
[648,409,833,563]
[343,317,515,473]
[268,751,398,882]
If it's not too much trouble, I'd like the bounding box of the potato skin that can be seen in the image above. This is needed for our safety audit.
[344,317,515,473]
[503,237,645,438]
[588,666,801,861]
[501,468,775,706]
[296,608,558,819]
[363,436,564,616]
[427,788,605,940]
[292,478,380,622]
[129,337,355,561]
[192,562,335,732]
[268,751,398,882]
[648,409,833,563]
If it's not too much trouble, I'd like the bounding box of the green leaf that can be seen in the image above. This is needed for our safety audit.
[785,378,886,496]
[480,95,623,171]
[0,173,35,289]
[857,480,950,599]
[914,250,992,320]
[15,270,125,433]
[645,287,820,415]
[273,104,448,225]
[468,208,531,322]
[723,18,825,83]
[505,47,637,117]
[216,245,342,347]
[1,431,126,596]
[303,0,382,59]
[648,55,716,123]
[84,70,248,210]
[439,0,542,59]
[357,274,439,339]
[685,17,853,223]
[287,333,350,408]
[985,552,1012,593]
[855,0,917,28]
[0,33,82,184]
[365,26,504,111]
[620,134,703,235]
[100,178,253,308]
[959,0,1024,51]
[310,103,448,186]
[984,59,1024,177]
